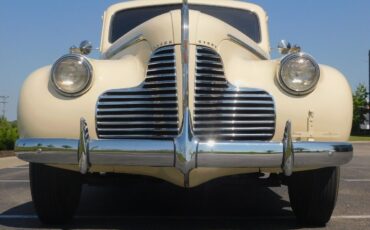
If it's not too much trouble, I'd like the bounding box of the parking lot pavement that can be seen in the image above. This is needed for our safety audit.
[0,143,369,230]
[0,157,24,169]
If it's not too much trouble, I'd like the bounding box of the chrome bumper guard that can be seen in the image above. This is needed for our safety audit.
[15,118,353,178]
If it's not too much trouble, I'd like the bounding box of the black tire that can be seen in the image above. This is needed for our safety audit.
[288,167,340,226]
[29,163,82,224]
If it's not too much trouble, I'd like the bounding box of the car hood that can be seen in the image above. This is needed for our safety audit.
[103,9,269,60]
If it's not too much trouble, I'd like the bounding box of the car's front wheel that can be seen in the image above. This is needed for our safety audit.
[288,167,340,226]
[29,163,82,224]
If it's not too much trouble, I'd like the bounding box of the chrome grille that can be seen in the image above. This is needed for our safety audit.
[194,46,275,141]
[96,46,179,139]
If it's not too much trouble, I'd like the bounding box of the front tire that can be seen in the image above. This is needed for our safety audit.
[288,167,340,226]
[30,163,82,224]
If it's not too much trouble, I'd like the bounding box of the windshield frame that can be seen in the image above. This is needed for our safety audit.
[108,4,261,44]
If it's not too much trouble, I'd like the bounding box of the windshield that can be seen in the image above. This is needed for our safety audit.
[109,4,261,43]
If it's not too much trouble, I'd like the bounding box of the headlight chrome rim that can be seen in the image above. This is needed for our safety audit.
[278,52,320,96]
[51,54,93,97]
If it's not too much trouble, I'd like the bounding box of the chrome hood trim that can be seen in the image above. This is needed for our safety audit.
[174,0,197,186]
[181,0,189,112]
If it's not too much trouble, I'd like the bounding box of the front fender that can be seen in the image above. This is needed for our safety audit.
[223,57,353,142]
[18,56,147,139]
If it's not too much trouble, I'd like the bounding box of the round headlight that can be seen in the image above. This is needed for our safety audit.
[51,54,93,96]
[278,53,320,95]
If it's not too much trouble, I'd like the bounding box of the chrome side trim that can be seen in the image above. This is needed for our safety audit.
[227,34,269,60]
[105,34,145,59]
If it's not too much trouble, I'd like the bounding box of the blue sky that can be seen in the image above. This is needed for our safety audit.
[0,0,369,120]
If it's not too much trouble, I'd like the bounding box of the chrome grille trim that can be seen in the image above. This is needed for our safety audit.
[194,46,276,141]
[96,46,179,139]
[96,114,178,119]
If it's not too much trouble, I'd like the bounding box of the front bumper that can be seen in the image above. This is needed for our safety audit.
[15,118,353,181]
[15,138,353,169]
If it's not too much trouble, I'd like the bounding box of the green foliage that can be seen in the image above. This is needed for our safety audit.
[349,135,370,141]
[0,118,18,150]
[352,84,368,133]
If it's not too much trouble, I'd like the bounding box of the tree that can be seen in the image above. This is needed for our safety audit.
[352,84,368,133]
[0,118,18,150]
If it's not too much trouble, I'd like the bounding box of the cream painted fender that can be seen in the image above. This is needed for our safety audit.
[18,43,152,139]
[219,46,353,141]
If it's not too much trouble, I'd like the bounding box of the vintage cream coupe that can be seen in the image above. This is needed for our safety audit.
[16,0,353,225]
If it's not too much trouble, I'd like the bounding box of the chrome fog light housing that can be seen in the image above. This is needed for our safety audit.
[51,54,93,96]
[278,53,320,95]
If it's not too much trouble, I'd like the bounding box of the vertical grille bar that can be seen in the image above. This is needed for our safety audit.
[194,46,276,141]
[96,46,179,139]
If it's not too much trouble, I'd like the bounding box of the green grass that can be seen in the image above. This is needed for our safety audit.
[350,136,370,141]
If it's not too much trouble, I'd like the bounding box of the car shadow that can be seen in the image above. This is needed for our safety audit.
[0,175,306,229]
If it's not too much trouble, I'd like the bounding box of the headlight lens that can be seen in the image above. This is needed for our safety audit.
[51,54,93,96]
[278,53,320,95]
